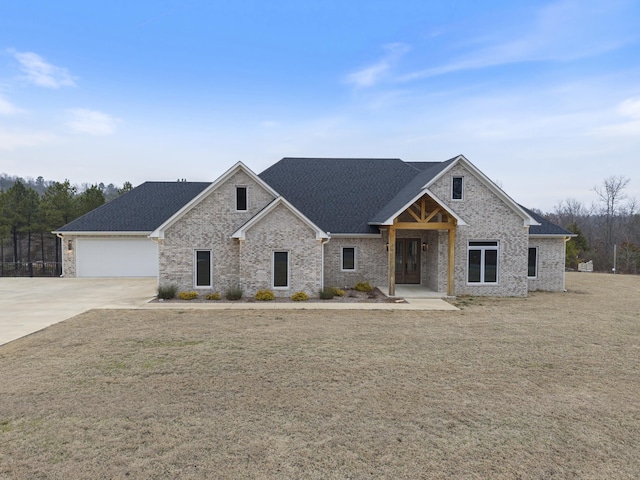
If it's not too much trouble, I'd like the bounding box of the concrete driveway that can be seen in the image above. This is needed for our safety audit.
[0,278,157,346]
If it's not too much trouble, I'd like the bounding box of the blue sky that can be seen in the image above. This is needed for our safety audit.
[1,0,639,211]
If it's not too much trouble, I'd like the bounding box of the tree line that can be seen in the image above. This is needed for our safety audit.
[0,175,132,272]
[542,175,639,274]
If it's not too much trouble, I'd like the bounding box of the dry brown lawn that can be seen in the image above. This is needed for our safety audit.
[1,272,639,479]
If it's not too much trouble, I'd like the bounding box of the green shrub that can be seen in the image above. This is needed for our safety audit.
[329,287,345,297]
[319,288,335,300]
[254,289,275,301]
[178,291,198,300]
[157,284,177,300]
[205,292,221,301]
[354,281,373,292]
[291,291,309,302]
[225,286,243,301]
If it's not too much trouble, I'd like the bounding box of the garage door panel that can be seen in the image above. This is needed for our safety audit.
[76,238,158,277]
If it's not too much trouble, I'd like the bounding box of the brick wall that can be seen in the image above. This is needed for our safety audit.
[240,203,323,297]
[159,169,275,294]
[429,163,529,297]
[528,237,567,291]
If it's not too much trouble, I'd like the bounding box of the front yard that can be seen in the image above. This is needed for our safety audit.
[1,272,639,478]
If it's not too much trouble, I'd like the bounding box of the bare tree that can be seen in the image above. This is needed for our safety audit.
[593,176,630,250]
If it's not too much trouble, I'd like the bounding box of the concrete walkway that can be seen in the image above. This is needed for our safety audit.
[141,298,457,311]
[0,278,456,346]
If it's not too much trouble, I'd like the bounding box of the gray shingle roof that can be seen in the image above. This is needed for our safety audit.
[520,205,574,236]
[54,159,570,239]
[55,181,210,232]
[369,159,456,224]
[258,158,422,234]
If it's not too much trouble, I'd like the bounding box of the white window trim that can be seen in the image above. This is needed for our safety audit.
[467,241,499,285]
[340,246,357,272]
[272,250,290,289]
[528,246,539,279]
[452,176,464,201]
[235,185,248,211]
[194,249,212,289]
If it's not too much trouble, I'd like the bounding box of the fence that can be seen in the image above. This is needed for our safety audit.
[0,262,62,277]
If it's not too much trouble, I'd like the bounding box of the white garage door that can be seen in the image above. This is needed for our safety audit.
[76,238,158,277]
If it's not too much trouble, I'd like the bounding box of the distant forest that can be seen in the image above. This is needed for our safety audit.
[0,173,133,274]
[1,172,639,275]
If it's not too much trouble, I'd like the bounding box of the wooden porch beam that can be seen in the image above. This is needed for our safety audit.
[388,227,396,296]
[394,222,454,230]
[424,207,441,223]
[406,207,422,223]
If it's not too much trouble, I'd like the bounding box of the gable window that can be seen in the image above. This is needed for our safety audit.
[528,247,538,278]
[195,250,212,288]
[468,241,498,284]
[236,186,247,211]
[273,251,289,288]
[341,247,356,271]
[452,176,464,200]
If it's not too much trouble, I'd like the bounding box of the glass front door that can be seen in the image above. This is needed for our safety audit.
[395,238,421,284]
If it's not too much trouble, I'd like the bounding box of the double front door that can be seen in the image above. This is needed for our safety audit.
[395,238,421,284]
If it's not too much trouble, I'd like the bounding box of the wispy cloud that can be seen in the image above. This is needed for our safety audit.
[346,43,410,88]
[0,95,24,115]
[398,0,636,82]
[10,50,77,88]
[0,128,57,150]
[66,109,120,135]
[593,97,640,137]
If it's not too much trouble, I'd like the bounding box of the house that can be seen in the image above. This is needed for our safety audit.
[54,155,573,297]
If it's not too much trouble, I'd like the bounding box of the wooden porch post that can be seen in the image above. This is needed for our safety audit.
[388,227,396,296]
[447,226,456,296]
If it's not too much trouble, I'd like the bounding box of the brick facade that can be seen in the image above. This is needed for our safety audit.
[158,169,276,295]
[429,163,530,297]
[528,237,567,291]
[240,203,323,297]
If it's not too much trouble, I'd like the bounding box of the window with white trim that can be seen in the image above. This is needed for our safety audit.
[452,176,464,200]
[273,251,289,288]
[528,247,538,278]
[467,241,498,284]
[195,250,212,288]
[236,186,247,211]
[341,247,356,271]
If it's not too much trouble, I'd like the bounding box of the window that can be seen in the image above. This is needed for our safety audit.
[452,176,464,200]
[195,250,212,288]
[236,186,247,211]
[468,241,498,284]
[528,247,538,278]
[273,251,289,288]
[341,247,356,271]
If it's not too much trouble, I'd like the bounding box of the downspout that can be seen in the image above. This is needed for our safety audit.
[55,233,65,277]
[321,233,331,290]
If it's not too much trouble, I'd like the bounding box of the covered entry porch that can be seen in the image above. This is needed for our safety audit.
[380,193,462,297]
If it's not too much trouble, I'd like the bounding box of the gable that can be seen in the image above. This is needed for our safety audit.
[151,162,277,239]
[232,197,328,240]
[427,156,539,227]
